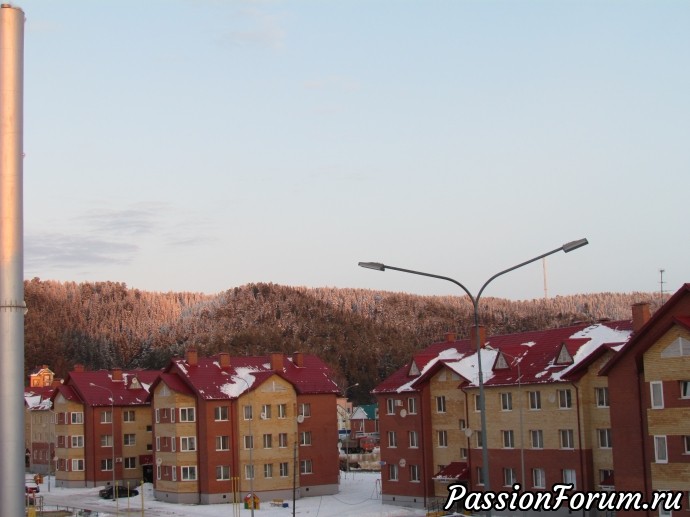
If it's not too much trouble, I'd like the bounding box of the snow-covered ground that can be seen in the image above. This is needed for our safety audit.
[34,471,428,517]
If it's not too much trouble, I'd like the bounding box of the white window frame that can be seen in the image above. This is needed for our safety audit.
[279,433,288,448]
[598,428,612,449]
[408,397,417,414]
[595,387,609,408]
[562,469,576,489]
[299,403,311,418]
[180,436,196,452]
[181,466,197,481]
[216,435,229,451]
[557,389,572,409]
[503,467,517,487]
[500,392,513,411]
[532,468,545,488]
[261,404,272,419]
[651,381,664,409]
[409,430,418,448]
[502,430,515,449]
[244,435,254,450]
[389,463,398,481]
[101,458,113,471]
[654,435,668,463]
[437,430,448,448]
[71,435,84,448]
[179,407,195,422]
[72,459,85,471]
[279,462,289,477]
[530,429,544,449]
[680,381,690,399]
[409,464,420,482]
[123,410,135,422]
[123,433,136,446]
[101,411,112,424]
[559,429,574,449]
[263,433,273,449]
[244,405,253,420]
[214,406,229,421]
[244,464,254,480]
[216,465,230,480]
[388,431,397,448]
[71,412,84,424]
[101,434,113,447]
[124,457,136,469]
[299,431,311,446]
[264,463,273,478]
[300,459,313,474]
[436,396,446,413]
[529,391,541,410]
[278,403,287,419]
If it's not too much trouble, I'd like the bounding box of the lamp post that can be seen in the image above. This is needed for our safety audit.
[89,383,118,516]
[359,238,588,507]
[233,376,254,517]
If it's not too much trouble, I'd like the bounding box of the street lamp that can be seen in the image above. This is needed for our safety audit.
[359,238,588,504]
[89,383,118,515]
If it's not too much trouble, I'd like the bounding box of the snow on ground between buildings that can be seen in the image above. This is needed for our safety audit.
[37,471,428,517]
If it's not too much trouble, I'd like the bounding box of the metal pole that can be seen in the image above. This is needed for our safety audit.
[0,5,26,516]
[234,376,254,517]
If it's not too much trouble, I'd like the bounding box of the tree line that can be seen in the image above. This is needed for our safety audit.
[24,278,660,404]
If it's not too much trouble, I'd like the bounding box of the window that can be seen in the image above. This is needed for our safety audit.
[558,389,572,409]
[101,411,112,424]
[562,469,576,489]
[181,466,197,481]
[71,435,84,448]
[261,404,272,419]
[436,396,446,413]
[123,410,135,422]
[500,392,513,411]
[408,398,417,414]
[179,407,195,422]
[437,430,448,448]
[651,381,664,409]
[216,465,230,480]
[560,429,575,449]
[216,436,229,451]
[244,435,254,450]
[460,448,468,459]
[684,435,690,454]
[680,381,690,399]
[476,467,484,486]
[300,431,312,446]
[300,459,313,474]
[172,466,177,481]
[475,431,483,449]
[279,433,288,448]
[529,391,541,410]
[459,419,466,430]
[214,406,229,421]
[410,464,420,482]
[244,464,254,480]
[388,431,397,448]
[278,403,287,418]
[155,437,160,451]
[503,468,517,487]
[124,434,136,446]
[502,430,515,449]
[595,387,609,408]
[386,399,395,415]
[598,429,612,448]
[124,457,136,469]
[101,435,113,447]
[532,468,545,488]
[599,469,613,485]
[72,459,84,471]
[264,464,273,478]
[474,394,481,412]
[299,403,311,418]
[389,464,398,481]
[279,462,289,477]
[71,412,83,424]
[181,436,196,451]
[409,431,419,448]
[101,458,113,471]
[655,435,668,463]
[263,434,273,449]
[530,430,544,449]
[244,405,253,420]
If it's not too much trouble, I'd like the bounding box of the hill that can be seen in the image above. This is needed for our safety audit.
[24,278,661,404]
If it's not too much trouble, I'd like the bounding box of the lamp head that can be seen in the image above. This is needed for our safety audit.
[358,262,386,271]
[562,238,588,253]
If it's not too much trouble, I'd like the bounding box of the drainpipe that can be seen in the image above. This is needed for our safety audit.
[572,383,586,491]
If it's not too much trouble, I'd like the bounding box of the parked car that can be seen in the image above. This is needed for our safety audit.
[98,485,139,499]
[25,481,40,494]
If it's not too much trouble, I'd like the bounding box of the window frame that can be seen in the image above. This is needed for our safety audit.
[179,407,195,422]
[500,392,513,411]
[651,381,664,409]
[557,389,572,409]
[532,468,545,489]
[595,387,610,408]
[529,391,541,410]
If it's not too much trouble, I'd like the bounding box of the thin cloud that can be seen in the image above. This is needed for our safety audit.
[82,207,159,236]
[26,233,138,270]
[214,8,286,50]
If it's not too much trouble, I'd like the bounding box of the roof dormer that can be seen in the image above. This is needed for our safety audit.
[409,360,420,376]
[493,352,510,370]
[660,336,690,358]
[555,343,574,365]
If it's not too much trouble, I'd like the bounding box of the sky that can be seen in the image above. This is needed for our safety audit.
[16,0,690,300]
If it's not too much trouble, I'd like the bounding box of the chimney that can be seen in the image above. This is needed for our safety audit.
[469,325,487,348]
[445,332,456,342]
[73,364,85,373]
[270,353,284,371]
[219,352,230,368]
[632,302,651,333]
[293,352,304,367]
[112,368,123,382]
[186,348,198,367]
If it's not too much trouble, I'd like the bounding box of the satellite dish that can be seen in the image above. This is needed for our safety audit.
[156,457,162,466]
[548,394,556,403]
[400,409,407,418]
[399,458,406,468]
[464,428,473,438]
[296,414,304,424]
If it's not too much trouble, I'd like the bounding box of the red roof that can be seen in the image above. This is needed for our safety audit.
[162,353,339,400]
[433,462,469,480]
[374,320,633,393]
[53,369,161,407]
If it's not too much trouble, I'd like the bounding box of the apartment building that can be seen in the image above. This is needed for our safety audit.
[150,349,340,505]
[24,365,58,474]
[374,319,633,512]
[50,366,160,488]
[603,285,690,515]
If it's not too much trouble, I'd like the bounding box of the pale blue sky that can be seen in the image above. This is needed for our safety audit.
[19,1,690,300]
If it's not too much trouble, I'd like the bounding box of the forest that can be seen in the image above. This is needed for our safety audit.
[24,278,661,404]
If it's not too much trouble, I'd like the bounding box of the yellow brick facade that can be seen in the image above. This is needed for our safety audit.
[54,394,86,486]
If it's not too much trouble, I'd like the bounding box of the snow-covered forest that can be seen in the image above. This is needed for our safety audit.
[24,278,660,404]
